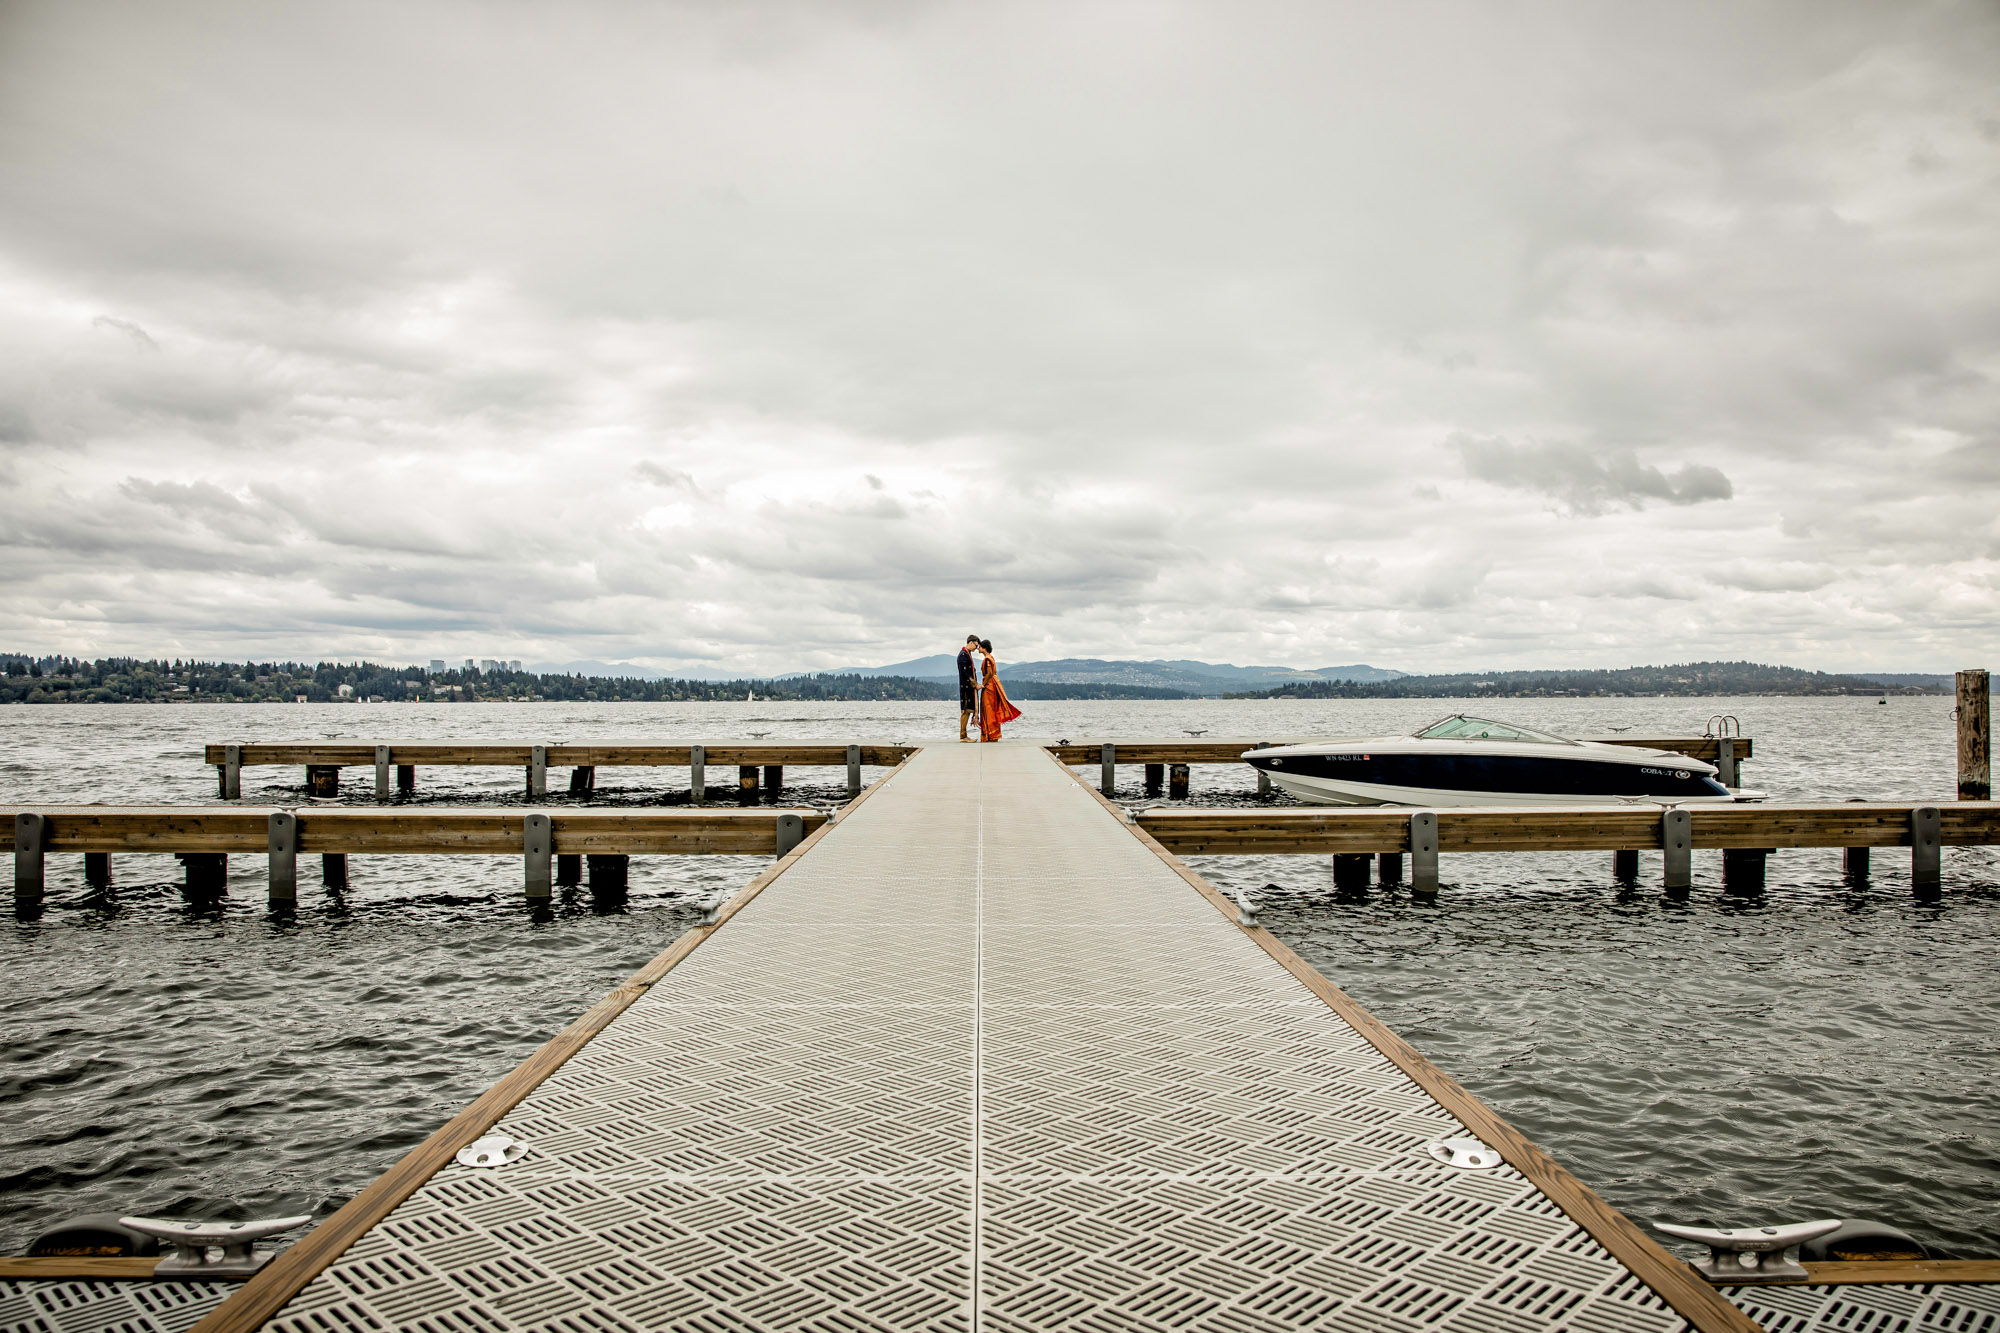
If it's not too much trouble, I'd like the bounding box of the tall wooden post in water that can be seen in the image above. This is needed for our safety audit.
[1959,669,1990,801]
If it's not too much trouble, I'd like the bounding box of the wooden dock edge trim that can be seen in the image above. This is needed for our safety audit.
[1050,754,1761,1333]
[0,1257,218,1280]
[1780,1260,2000,1287]
[189,755,915,1333]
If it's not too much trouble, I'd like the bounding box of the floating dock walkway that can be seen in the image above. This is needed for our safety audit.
[7,740,1998,1332]
[190,742,1749,1332]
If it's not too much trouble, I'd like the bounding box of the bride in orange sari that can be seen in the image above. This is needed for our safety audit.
[977,639,1022,742]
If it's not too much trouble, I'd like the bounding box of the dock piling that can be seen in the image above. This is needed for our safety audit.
[307,765,339,799]
[398,764,416,793]
[1912,806,1942,888]
[568,765,596,794]
[1101,742,1116,795]
[1613,848,1640,880]
[84,851,111,888]
[762,764,783,797]
[556,853,581,886]
[219,744,242,800]
[1409,810,1439,899]
[322,853,348,889]
[527,745,547,799]
[15,812,45,904]
[586,854,628,893]
[268,811,298,904]
[1332,853,1371,890]
[1169,763,1191,798]
[1378,851,1403,884]
[374,745,390,799]
[1144,763,1163,794]
[690,745,705,804]
[1721,847,1768,892]
[1662,807,1692,894]
[846,744,861,798]
[178,852,226,894]
[523,812,552,900]
[1959,669,1991,800]
[1843,846,1870,880]
[737,765,759,801]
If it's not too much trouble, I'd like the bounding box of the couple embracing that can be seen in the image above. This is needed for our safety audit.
[957,635,1022,742]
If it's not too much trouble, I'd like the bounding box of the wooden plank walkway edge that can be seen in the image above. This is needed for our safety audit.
[200,737,1747,768]
[11,807,829,856]
[181,755,913,1333]
[1047,737,1752,764]
[1051,750,1763,1333]
[202,743,915,767]
[1137,802,2000,854]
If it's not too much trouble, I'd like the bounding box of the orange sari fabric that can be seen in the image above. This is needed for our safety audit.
[979,654,1022,741]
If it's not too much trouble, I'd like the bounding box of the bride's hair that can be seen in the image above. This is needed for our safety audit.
[979,639,993,653]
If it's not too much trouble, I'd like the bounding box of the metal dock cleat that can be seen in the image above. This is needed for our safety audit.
[118,1214,312,1278]
[1426,1137,1502,1170]
[454,1133,528,1168]
[1229,889,1258,927]
[1656,1218,1843,1283]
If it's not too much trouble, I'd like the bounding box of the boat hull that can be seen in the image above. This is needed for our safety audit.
[1246,737,1743,807]
[1260,769,1746,808]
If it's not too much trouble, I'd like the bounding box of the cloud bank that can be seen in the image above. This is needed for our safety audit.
[0,0,1995,672]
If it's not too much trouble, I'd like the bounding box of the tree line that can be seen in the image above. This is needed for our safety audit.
[0,655,955,704]
[1228,660,1944,699]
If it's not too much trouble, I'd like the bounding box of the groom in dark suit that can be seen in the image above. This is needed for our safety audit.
[957,635,979,741]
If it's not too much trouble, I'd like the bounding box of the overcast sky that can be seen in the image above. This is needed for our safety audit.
[2,1,1995,675]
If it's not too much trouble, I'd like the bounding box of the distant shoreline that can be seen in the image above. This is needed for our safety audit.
[1,653,1954,705]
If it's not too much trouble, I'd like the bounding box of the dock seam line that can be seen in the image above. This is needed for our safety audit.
[188,755,916,1333]
[1047,750,1764,1333]
[972,745,986,1330]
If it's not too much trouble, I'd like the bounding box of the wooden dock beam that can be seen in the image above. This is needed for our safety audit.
[6,807,833,907]
[1049,736,1753,767]
[1135,801,1998,896]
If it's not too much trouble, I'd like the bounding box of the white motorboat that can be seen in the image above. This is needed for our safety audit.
[1244,714,1762,807]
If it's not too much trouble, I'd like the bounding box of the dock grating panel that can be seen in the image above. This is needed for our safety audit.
[0,1279,232,1333]
[257,744,1692,1332]
[1726,1281,2000,1332]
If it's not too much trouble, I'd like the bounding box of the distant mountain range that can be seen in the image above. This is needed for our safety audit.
[1232,661,1954,699]
[808,656,1407,694]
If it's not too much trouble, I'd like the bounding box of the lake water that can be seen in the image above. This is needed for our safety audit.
[2,696,1994,1261]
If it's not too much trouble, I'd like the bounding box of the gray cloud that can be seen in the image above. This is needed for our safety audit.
[91,315,156,349]
[1450,435,1734,515]
[0,0,1995,670]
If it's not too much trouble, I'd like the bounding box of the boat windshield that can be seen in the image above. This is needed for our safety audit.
[1411,715,1578,746]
